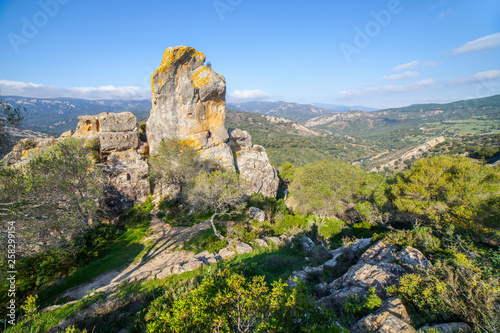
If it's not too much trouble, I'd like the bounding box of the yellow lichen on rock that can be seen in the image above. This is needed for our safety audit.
[151,46,206,92]
[191,67,214,88]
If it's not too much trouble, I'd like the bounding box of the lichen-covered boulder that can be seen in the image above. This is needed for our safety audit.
[248,207,267,222]
[228,128,252,151]
[146,46,229,156]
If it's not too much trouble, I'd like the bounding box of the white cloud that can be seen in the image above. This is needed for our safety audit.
[338,79,435,99]
[449,70,500,84]
[383,71,420,81]
[227,89,271,102]
[452,32,500,55]
[0,80,149,100]
[422,61,439,67]
[392,60,419,72]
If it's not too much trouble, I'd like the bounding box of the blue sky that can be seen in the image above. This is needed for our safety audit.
[0,0,499,108]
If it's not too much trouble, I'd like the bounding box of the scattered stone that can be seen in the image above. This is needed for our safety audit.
[248,207,267,222]
[181,259,204,271]
[265,236,284,246]
[396,247,431,269]
[228,128,253,151]
[219,246,236,259]
[255,239,269,248]
[301,236,315,253]
[351,297,415,333]
[234,242,253,254]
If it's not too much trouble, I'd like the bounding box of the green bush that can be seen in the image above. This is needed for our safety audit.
[343,287,382,320]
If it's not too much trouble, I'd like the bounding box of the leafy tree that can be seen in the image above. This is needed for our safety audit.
[0,138,105,255]
[187,170,247,239]
[288,160,387,220]
[146,272,345,333]
[391,156,500,231]
[0,99,25,150]
[149,138,214,198]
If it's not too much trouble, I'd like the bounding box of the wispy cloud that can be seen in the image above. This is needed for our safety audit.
[449,70,500,84]
[338,79,435,99]
[227,89,271,102]
[422,61,439,67]
[452,32,500,55]
[392,60,419,72]
[383,71,420,81]
[0,80,149,100]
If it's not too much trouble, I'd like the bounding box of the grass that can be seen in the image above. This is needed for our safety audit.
[182,227,229,254]
[37,222,151,307]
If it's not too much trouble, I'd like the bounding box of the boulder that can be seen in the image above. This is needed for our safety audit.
[2,137,57,166]
[322,241,405,304]
[248,207,267,222]
[146,46,228,156]
[98,112,138,132]
[228,128,252,151]
[219,246,236,260]
[235,146,279,198]
[198,143,235,170]
[74,115,100,137]
[99,132,139,152]
[351,297,416,333]
[234,242,253,254]
[396,247,431,269]
[255,239,269,248]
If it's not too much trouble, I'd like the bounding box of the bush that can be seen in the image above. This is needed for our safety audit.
[343,287,382,321]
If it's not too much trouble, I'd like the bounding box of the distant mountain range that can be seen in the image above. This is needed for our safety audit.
[311,103,378,112]
[227,101,353,122]
[1,96,151,135]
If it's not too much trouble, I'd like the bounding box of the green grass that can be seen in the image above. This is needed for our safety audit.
[37,223,151,307]
[182,228,229,254]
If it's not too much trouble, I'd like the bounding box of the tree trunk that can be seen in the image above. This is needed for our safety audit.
[210,212,225,240]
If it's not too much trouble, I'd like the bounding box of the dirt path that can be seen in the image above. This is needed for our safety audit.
[62,214,211,300]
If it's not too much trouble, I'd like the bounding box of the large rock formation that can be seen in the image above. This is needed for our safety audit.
[146,46,279,197]
[146,46,232,168]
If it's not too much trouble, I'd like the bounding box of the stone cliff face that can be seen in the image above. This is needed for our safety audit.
[145,46,279,197]
[146,46,233,170]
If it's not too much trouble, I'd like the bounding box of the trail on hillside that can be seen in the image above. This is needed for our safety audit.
[61,214,211,300]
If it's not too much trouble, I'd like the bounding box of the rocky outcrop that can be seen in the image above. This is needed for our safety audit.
[248,207,267,222]
[2,137,57,166]
[73,112,150,205]
[229,129,279,197]
[146,46,279,197]
[351,297,416,333]
[146,46,230,160]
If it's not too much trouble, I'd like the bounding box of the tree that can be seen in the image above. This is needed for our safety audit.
[288,160,387,220]
[149,138,214,198]
[391,155,500,230]
[187,170,247,239]
[0,138,105,255]
[0,99,25,151]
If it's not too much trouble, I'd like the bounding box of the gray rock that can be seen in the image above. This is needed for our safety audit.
[254,239,269,248]
[99,132,139,152]
[228,128,253,151]
[301,236,315,253]
[234,242,253,254]
[98,112,138,133]
[418,323,471,333]
[396,247,431,269]
[248,207,267,222]
[265,237,284,246]
[351,297,415,333]
[181,259,205,272]
[219,246,236,259]
[235,146,279,198]
[322,241,405,304]
[198,143,235,170]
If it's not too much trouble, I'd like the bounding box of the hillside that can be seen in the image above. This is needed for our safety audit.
[305,94,500,140]
[226,110,382,167]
